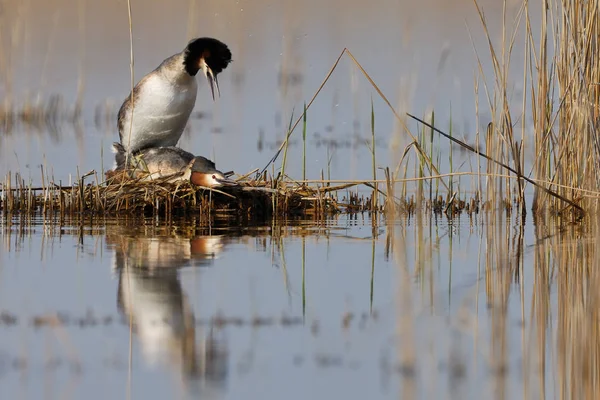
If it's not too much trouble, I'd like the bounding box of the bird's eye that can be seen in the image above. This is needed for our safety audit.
[212,175,216,180]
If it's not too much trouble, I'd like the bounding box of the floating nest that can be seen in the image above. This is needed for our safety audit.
[101,168,364,218]
[1,165,378,218]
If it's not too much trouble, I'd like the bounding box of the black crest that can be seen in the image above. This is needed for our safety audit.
[183,37,232,76]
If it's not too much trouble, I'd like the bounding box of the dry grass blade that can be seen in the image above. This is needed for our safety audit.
[260,48,450,193]
[260,50,346,175]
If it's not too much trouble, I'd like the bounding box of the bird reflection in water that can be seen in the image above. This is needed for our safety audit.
[107,227,229,395]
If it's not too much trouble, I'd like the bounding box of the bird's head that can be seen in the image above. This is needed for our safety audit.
[183,37,232,100]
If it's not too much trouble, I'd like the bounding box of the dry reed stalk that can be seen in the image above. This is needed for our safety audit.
[470,0,599,215]
[549,1,600,213]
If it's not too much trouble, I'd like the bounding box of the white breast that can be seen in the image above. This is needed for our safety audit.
[120,73,198,152]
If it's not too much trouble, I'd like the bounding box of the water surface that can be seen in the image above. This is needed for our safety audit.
[1,212,592,399]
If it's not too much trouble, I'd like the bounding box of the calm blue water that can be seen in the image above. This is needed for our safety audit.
[0,211,565,400]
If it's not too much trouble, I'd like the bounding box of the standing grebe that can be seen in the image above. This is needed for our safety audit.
[111,143,238,188]
[118,37,232,154]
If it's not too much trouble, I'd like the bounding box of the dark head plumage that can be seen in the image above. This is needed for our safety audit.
[182,37,232,100]
[189,156,239,187]
[190,156,217,173]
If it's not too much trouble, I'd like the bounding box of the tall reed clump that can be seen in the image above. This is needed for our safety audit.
[472,0,527,215]
[474,0,599,217]
[546,0,600,215]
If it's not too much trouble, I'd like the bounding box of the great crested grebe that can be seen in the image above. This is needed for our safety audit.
[118,37,232,154]
[111,142,238,188]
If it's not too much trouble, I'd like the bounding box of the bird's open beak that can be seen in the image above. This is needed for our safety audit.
[200,60,220,101]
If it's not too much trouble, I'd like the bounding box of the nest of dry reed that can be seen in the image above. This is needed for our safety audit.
[101,168,371,217]
[1,168,374,218]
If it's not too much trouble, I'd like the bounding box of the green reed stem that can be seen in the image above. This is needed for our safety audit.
[371,99,377,210]
[302,102,307,182]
